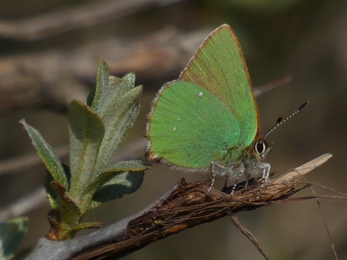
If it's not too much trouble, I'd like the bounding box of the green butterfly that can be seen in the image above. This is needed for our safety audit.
[146,24,302,193]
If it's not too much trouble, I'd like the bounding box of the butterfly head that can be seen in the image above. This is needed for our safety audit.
[254,138,272,160]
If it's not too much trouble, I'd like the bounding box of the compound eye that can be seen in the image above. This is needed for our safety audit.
[255,140,267,155]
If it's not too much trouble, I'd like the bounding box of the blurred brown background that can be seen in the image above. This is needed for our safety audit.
[0,0,346,259]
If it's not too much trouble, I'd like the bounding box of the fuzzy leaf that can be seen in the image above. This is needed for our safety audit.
[122,72,135,89]
[83,160,149,209]
[49,180,80,215]
[96,75,128,118]
[104,160,150,173]
[94,85,142,172]
[89,172,145,210]
[19,119,68,189]
[68,100,105,202]
[0,217,28,260]
[90,59,110,114]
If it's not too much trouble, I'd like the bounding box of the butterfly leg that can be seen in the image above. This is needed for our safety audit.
[209,162,227,192]
[230,171,243,195]
[208,171,216,192]
[223,170,242,195]
[259,162,271,193]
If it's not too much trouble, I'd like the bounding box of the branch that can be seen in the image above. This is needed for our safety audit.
[0,27,210,113]
[0,0,186,41]
[25,154,340,260]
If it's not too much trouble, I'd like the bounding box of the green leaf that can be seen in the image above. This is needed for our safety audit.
[104,160,151,173]
[89,171,144,209]
[68,100,105,202]
[88,61,135,120]
[19,119,68,189]
[94,85,142,172]
[84,160,149,210]
[49,181,81,220]
[122,72,135,91]
[97,75,128,118]
[90,59,110,114]
[90,169,146,210]
[0,217,28,260]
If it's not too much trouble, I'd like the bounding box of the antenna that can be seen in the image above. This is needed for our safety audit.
[263,101,309,140]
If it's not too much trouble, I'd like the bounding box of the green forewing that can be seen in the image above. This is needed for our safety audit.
[148,81,241,170]
[180,24,258,147]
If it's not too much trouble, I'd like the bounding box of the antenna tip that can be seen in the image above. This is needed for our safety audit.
[299,101,309,110]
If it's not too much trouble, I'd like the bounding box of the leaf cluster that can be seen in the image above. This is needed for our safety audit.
[19,60,149,240]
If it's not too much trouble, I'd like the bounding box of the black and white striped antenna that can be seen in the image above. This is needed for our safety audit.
[263,101,309,140]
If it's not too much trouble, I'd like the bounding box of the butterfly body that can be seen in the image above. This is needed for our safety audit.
[146,24,271,190]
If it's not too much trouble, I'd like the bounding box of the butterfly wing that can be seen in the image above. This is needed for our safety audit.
[146,81,240,172]
[180,24,259,147]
